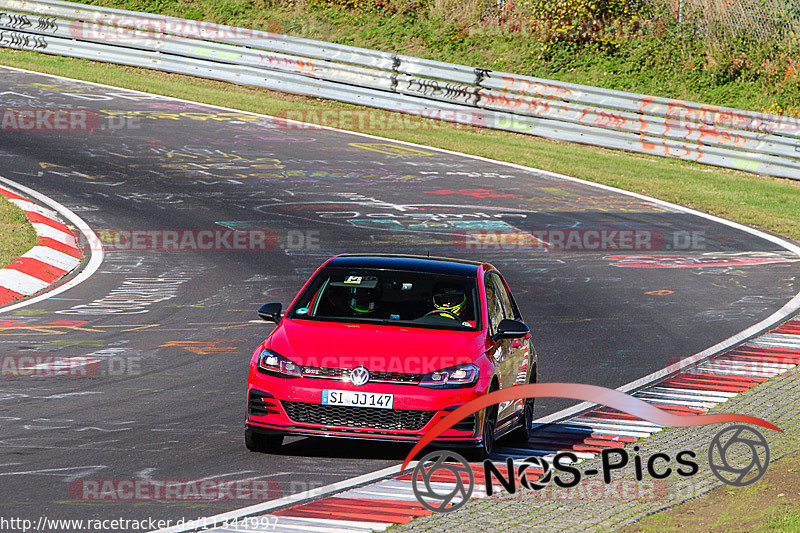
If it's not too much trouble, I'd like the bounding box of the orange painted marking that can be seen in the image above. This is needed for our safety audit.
[159,339,244,355]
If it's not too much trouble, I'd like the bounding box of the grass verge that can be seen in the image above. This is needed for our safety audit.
[0,193,37,269]
[627,450,800,533]
[0,50,799,242]
[62,0,800,115]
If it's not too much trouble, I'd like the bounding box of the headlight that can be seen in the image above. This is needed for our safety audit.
[419,363,479,388]
[257,349,302,378]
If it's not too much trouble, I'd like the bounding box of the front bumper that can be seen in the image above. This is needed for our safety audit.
[245,380,484,444]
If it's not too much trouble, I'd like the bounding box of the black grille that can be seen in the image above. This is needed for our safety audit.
[454,414,476,432]
[301,367,347,379]
[301,366,422,384]
[282,401,435,431]
[444,405,475,433]
[248,389,279,417]
[372,371,423,383]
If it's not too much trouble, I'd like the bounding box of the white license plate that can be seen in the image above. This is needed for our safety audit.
[322,390,394,409]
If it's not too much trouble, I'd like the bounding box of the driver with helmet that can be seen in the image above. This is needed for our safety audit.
[430,284,473,326]
[341,277,471,326]
[432,286,467,318]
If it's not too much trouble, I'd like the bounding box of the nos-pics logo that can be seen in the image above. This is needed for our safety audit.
[404,383,779,513]
[411,424,770,513]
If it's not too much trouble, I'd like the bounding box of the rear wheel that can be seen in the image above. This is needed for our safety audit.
[245,428,283,453]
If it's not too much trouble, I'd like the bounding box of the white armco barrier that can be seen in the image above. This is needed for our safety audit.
[2,0,799,179]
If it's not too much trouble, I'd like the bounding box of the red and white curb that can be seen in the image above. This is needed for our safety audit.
[164,317,800,533]
[0,184,83,305]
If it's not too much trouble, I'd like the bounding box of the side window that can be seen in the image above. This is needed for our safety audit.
[490,273,515,320]
[485,275,503,334]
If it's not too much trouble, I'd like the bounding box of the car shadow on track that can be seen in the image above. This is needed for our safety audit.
[272,436,416,460]
[270,435,521,461]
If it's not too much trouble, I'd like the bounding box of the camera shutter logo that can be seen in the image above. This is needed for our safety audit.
[518,456,551,490]
[411,450,474,513]
[708,424,770,487]
[349,366,370,386]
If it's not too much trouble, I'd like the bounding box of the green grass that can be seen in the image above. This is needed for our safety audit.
[0,194,37,269]
[629,450,800,532]
[2,49,799,242]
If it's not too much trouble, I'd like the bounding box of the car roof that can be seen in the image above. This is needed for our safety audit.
[326,254,484,277]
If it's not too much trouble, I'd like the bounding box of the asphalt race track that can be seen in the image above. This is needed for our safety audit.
[0,67,798,530]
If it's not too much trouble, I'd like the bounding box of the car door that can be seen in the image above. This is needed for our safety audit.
[484,272,514,424]
[484,270,505,391]
[490,272,529,424]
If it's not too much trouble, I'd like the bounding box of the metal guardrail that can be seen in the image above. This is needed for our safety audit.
[1,0,799,179]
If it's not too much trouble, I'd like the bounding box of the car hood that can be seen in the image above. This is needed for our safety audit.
[266,318,485,375]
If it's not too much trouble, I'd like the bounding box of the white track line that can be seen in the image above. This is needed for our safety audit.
[152,463,413,533]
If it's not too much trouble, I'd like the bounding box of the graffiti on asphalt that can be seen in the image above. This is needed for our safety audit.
[608,252,800,268]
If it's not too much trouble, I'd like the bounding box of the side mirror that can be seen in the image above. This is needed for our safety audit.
[492,318,529,341]
[258,303,282,324]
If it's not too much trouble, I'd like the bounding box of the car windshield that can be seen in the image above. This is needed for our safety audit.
[287,267,481,331]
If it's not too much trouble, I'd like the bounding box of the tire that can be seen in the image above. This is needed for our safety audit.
[510,363,536,443]
[468,402,497,461]
[509,396,534,444]
[245,428,283,453]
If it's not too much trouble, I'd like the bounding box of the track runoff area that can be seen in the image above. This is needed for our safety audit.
[0,66,798,532]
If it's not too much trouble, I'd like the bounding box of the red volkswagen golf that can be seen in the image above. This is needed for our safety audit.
[245,254,536,458]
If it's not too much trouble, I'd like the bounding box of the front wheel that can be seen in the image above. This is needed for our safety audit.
[510,364,536,443]
[245,428,283,453]
[468,403,497,461]
[509,396,534,444]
